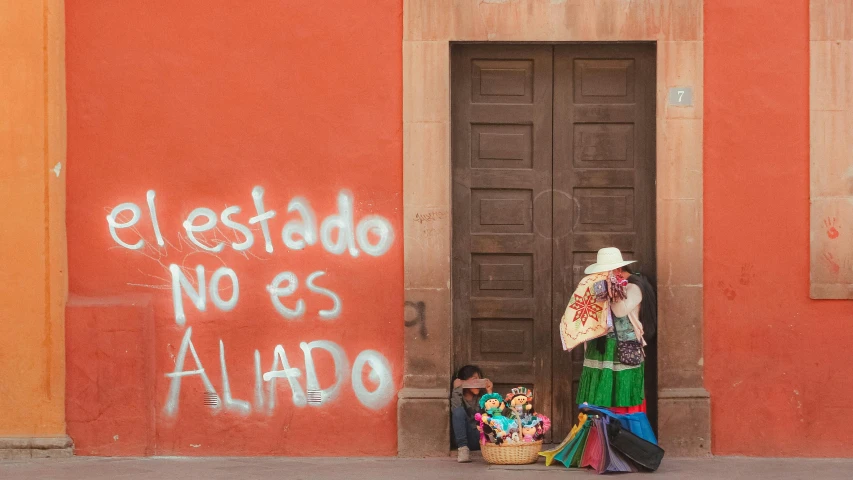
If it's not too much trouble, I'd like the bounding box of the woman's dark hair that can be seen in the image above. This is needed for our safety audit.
[623,265,657,340]
[454,364,484,381]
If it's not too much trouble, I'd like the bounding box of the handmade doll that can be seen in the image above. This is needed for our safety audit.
[479,392,514,441]
[488,415,515,441]
[474,413,487,445]
[478,393,502,430]
[608,270,628,301]
[482,421,498,444]
[488,418,508,445]
[505,386,535,419]
[534,413,551,439]
[593,278,609,302]
[479,392,504,416]
[520,416,541,442]
[496,421,518,445]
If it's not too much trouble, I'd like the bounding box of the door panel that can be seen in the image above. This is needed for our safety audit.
[452,45,554,437]
[551,44,656,439]
[451,42,656,443]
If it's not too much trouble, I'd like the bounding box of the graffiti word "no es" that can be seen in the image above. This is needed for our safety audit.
[107,188,394,257]
[163,327,395,416]
[170,266,341,325]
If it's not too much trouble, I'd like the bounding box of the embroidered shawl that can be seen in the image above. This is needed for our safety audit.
[559,273,609,351]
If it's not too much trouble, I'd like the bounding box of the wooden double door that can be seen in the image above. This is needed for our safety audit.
[451,43,657,439]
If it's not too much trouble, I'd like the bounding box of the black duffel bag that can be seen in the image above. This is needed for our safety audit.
[606,419,665,471]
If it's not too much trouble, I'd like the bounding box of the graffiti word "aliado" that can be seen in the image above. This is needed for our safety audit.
[106,188,394,257]
[163,328,394,416]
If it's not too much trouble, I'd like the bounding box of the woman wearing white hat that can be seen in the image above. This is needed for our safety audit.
[575,248,657,414]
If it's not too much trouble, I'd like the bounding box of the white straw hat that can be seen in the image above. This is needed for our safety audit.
[584,247,636,274]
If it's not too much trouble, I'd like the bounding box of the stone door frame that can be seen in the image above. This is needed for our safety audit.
[399,0,708,457]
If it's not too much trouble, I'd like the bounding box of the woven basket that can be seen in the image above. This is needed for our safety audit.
[481,441,543,465]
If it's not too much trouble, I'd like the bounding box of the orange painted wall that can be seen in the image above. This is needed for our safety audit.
[65,1,403,455]
[705,0,853,456]
[61,0,853,459]
[0,0,66,437]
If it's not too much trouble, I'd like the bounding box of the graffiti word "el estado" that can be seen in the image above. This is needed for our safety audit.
[107,188,394,257]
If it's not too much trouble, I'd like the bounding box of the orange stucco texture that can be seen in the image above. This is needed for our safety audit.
[65,0,403,455]
[705,0,853,456]
[0,0,67,436]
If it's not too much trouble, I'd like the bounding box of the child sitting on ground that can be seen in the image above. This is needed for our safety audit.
[450,365,493,463]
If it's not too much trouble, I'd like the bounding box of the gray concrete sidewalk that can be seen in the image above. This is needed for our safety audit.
[2,456,853,480]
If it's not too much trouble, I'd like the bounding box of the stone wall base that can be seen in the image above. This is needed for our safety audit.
[658,388,712,457]
[397,388,449,457]
[0,436,73,459]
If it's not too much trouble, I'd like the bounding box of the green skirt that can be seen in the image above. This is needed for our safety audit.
[576,335,645,407]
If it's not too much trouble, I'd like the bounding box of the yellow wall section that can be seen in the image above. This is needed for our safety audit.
[0,0,66,436]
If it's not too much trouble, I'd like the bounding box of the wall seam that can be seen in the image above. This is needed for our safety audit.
[42,0,53,406]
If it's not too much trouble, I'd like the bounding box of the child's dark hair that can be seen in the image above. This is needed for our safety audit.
[454,364,483,381]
